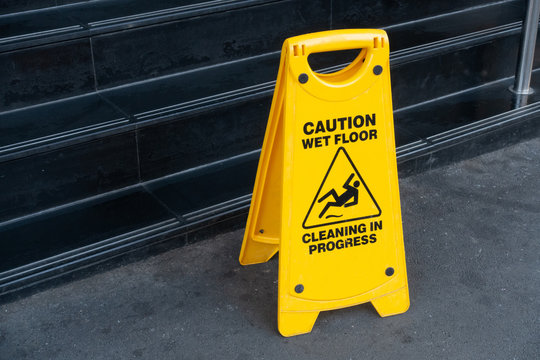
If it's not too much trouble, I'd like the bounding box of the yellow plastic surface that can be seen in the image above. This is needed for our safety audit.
[239,29,409,337]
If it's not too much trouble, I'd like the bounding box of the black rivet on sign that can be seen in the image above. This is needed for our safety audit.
[299,73,309,84]
[385,267,395,276]
[259,229,264,234]
[373,65,383,75]
[295,284,304,293]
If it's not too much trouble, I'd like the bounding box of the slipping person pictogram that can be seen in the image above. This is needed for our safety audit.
[303,147,381,229]
[318,173,359,218]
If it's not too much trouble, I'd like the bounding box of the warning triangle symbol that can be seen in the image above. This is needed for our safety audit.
[302,147,381,229]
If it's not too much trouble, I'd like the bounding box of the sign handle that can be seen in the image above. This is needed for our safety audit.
[286,29,389,101]
[289,29,385,55]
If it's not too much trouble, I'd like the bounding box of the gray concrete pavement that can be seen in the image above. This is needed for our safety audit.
[1,137,539,360]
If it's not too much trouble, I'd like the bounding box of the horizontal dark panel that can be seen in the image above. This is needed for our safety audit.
[92,0,331,88]
[0,93,128,159]
[138,97,270,180]
[0,7,84,52]
[0,17,523,170]
[395,125,424,146]
[5,19,511,165]
[1,0,519,54]
[0,0,89,15]
[0,0,523,112]
[136,95,425,182]
[0,188,174,273]
[103,24,524,120]
[65,0,237,27]
[0,133,139,223]
[395,71,540,141]
[391,34,520,109]
[100,52,279,117]
[384,0,525,52]
[400,114,540,177]
[0,0,54,15]
[57,0,91,5]
[0,1,283,53]
[332,0,520,30]
[146,152,259,218]
[98,25,523,182]
[2,100,538,294]
[0,38,95,111]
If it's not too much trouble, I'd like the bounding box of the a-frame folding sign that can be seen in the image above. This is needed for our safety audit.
[239,29,409,337]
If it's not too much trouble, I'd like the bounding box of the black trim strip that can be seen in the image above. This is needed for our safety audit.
[0,25,83,46]
[0,219,180,294]
[0,0,282,53]
[88,0,283,29]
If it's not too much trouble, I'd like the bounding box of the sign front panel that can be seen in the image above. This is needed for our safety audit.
[286,76,400,301]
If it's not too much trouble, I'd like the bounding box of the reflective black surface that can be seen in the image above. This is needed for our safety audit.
[92,0,331,88]
[332,0,513,29]
[392,34,522,109]
[146,153,259,218]
[138,98,270,180]
[1,0,539,295]
[63,0,203,25]
[0,133,139,222]
[0,0,55,15]
[0,7,82,49]
[384,1,525,52]
[0,188,173,272]
[99,53,279,115]
[396,71,540,139]
[0,39,95,110]
[0,93,127,157]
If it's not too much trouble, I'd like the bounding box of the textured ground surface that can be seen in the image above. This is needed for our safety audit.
[1,137,539,360]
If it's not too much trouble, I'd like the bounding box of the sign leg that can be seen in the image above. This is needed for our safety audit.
[239,241,278,265]
[278,311,320,337]
[371,286,410,317]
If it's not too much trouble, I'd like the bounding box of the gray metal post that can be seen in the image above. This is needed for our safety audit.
[511,0,540,94]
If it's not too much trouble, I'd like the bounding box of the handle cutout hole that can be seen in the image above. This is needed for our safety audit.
[307,48,363,74]
[306,48,368,85]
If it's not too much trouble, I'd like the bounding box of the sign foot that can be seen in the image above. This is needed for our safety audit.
[239,242,278,265]
[278,311,319,337]
[371,286,410,317]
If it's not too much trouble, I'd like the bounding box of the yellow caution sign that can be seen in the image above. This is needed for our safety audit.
[239,29,409,337]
